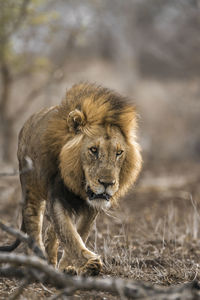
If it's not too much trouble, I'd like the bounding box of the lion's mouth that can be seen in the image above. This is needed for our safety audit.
[87,187,111,201]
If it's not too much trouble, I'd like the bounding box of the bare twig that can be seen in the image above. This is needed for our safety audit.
[12,0,31,33]
[0,170,19,177]
[14,77,54,118]
[13,66,64,119]
[0,221,45,260]
[0,156,33,177]
[40,283,54,295]
[1,0,31,43]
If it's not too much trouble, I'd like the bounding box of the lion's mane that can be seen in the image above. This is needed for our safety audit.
[42,83,142,205]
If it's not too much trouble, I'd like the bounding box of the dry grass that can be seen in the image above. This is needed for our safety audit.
[0,161,200,299]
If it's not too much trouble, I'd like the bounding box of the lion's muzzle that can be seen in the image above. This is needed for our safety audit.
[86,186,111,201]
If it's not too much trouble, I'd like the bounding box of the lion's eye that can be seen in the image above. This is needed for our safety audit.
[116,150,124,156]
[89,147,98,155]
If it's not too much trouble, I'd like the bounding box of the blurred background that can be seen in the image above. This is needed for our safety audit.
[0,0,200,167]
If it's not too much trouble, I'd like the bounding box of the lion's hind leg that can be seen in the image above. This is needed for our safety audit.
[44,223,59,267]
[22,186,46,254]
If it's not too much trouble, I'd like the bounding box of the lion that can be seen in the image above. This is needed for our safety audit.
[0,83,142,275]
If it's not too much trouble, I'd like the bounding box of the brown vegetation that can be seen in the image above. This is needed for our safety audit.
[0,161,200,298]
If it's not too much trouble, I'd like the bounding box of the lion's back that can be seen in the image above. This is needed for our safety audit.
[17,106,58,197]
[18,107,56,161]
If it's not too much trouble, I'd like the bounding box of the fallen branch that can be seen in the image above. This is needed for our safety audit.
[0,252,200,299]
[0,221,45,259]
[0,266,25,279]
[0,253,70,289]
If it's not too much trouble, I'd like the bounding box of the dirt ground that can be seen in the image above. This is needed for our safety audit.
[0,160,200,299]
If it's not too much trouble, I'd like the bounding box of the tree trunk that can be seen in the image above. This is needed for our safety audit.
[0,62,13,163]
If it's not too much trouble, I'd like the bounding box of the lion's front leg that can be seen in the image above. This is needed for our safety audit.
[59,248,102,276]
[51,200,102,276]
[77,206,98,243]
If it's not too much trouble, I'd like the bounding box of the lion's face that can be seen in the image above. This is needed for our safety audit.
[59,85,142,210]
[81,126,126,209]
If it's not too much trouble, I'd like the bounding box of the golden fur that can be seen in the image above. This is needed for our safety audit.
[8,83,142,275]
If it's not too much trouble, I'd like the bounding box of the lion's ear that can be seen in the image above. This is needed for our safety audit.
[67,109,86,133]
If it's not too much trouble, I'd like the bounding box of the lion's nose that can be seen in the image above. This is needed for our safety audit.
[98,179,115,189]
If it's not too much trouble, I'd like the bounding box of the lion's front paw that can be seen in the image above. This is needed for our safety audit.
[79,257,102,276]
[63,266,77,276]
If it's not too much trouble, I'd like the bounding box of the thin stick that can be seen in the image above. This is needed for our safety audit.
[0,221,45,259]
[0,156,33,177]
